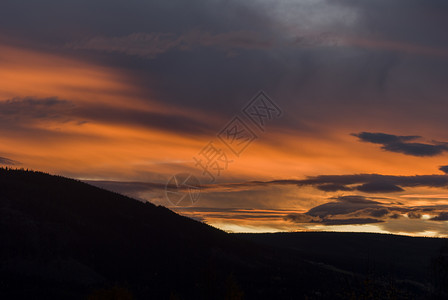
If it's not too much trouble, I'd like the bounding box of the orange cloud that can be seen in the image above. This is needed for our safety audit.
[1,43,448,236]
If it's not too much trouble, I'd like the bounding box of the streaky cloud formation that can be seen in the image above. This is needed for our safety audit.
[1,0,448,235]
[0,97,76,125]
[356,182,404,193]
[88,171,448,198]
[285,194,447,226]
[296,173,448,192]
[0,157,20,166]
[285,195,391,225]
[183,173,448,193]
[353,132,448,157]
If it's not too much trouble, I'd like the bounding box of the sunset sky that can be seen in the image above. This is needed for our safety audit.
[1,0,448,236]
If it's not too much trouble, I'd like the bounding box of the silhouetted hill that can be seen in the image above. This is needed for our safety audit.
[236,232,446,286]
[0,168,446,299]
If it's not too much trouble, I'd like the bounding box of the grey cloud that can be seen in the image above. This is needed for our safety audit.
[284,214,320,223]
[76,102,219,136]
[117,172,448,194]
[284,214,383,226]
[383,142,448,157]
[0,97,75,124]
[353,132,448,157]
[69,31,274,58]
[296,173,448,191]
[84,177,448,226]
[0,0,271,43]
[343,0,448,47]
[317,184,353,192]
[85,180,167,194]
[431,212,448,221]
[407,211,422,219]
[97,172,448,195]
[367,208,390,218]
[286,195,396,226]
[284,194,447,226]
[356,182,404,193]
[307,195,382,218]
[353,132,419,144]
[67,1,448,128]
[0,157,20,166]
[334,195,381,204]
[69,33,185,58]
[321,218,383,226]
[390,213,402,219]
[0,97,217,137]
[439,165,448,174]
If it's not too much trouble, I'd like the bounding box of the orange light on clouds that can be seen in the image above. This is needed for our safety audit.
[1,43,447,236]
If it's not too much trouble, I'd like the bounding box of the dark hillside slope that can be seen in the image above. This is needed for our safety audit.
[0,169,359,300]
[0,169,239,298]
[237,232,448,293]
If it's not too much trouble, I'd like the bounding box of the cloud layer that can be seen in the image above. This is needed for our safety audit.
[0,157,20,166]
[353,132,448,157]
[1,0,448,235]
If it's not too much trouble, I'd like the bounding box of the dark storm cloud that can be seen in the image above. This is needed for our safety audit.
[353,132,448,157]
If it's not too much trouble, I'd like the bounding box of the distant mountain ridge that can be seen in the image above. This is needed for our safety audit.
[236,232,446,284]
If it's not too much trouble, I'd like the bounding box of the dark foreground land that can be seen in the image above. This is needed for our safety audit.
[0,168,447,299]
